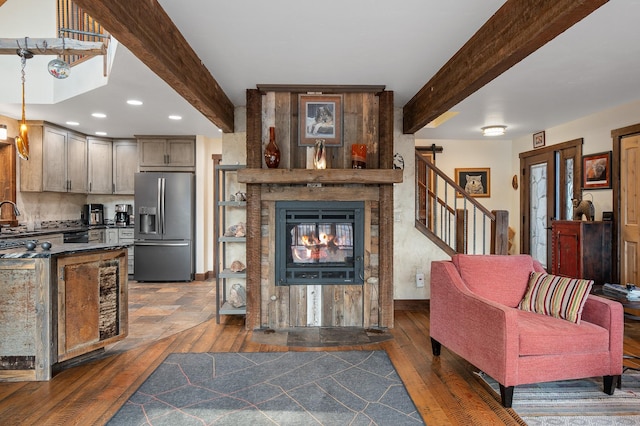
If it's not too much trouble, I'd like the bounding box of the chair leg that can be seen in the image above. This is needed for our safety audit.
[603,375,619,395]
[499,384,514,408]
[431,337,441,356]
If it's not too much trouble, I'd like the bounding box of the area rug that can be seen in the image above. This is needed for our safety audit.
[107,351,424,425]
[477,371,640,425]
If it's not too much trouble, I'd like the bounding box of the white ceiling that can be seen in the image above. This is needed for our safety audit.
[1,0,639,141]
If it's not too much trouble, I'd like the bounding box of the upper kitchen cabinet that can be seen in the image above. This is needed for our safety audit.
[113,140,138,194]
[137,136,195,171]
[87,137,113,194]
[20,122,87,193]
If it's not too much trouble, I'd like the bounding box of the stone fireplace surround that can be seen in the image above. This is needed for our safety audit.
[238,88,400,331]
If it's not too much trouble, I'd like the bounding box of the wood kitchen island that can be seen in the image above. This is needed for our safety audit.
[0,244,129,382]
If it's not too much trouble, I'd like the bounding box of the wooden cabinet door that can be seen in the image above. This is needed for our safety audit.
[113,140,137,194]
[138,138,167,166]
[552,222,581,278]
[167,138,195,167]
[88,138,113,194]
[67,133,88,193]
[42,126,67,192]
[57,250,128,362]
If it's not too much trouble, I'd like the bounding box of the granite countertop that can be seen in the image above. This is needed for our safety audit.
[0,243,131,259]
[0,224,135,240]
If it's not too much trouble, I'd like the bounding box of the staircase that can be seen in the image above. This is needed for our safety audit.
[415,150,509,256]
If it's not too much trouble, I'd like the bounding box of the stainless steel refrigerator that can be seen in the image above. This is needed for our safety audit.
[134,172,195,281]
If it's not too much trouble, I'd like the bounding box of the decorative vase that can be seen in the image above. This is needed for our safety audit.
[264,126,280,168]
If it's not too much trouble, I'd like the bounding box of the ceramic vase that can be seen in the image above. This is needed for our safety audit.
[264,126,280,168]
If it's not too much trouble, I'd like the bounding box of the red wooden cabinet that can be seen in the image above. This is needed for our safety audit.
[551,220,612,285]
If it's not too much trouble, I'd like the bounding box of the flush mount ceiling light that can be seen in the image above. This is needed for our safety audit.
[168,115,182,120]
[66,121,79,126]
[95,131,107,136]
[127,99,143,106]
[481,125,507,137]
[91,112,106,118]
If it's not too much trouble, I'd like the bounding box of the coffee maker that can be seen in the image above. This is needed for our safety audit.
[115,204,133,227]
[82,204,104,226]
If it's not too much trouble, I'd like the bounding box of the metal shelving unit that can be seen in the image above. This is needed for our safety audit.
[214,164,246,323]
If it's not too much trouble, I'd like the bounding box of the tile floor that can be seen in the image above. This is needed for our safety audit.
[106,279,217,353]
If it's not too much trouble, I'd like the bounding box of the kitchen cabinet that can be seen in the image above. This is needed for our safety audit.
[0,246,128,381]
[551,220,612,285]
[105,228,119,245]
[137,136,195,171]
[87,137,113,194]
[113,140,138,194]
[88,229,104,243]
[20,122,87,193]
[214,164,246,323]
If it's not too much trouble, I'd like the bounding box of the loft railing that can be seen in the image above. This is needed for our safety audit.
[56,0,109,66]
[415,150,509,256]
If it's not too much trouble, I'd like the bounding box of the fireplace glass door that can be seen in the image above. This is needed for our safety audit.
[276,201,364,285]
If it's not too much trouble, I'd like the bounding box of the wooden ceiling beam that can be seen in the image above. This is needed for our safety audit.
[72,0,234,133]
[403,0,608,134]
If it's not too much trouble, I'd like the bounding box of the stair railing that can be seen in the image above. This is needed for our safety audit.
[415,151,509,256]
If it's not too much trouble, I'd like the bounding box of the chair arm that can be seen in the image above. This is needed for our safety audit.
[430,261,520,381]
[581,294,624,366]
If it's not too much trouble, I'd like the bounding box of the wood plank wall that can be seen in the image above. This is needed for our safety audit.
[245,88,394,330]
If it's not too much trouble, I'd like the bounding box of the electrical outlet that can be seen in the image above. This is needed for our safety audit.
[416,272,425,288]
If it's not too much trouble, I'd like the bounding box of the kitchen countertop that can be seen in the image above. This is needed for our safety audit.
[0,242,131,259]
[0,224,135,240]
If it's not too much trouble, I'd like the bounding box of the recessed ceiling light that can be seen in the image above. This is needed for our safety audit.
[168,115,182,120]
[95,131,107,136]
[66,121,80,126]
[481,125,507,137]
[92,112,107,118]
[127,99,143,106]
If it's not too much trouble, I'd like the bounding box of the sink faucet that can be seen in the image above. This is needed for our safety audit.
[0,200,21,217]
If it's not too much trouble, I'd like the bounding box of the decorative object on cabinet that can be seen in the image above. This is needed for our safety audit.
[455,167,490,197]
[551,220,612,285]
[214,164,247,323]
[572,197,595,221]
[264,126,280,168]
[512,174,518,190]
[533,130,545,148]
[582,151,612,189]
[298,94,343,146]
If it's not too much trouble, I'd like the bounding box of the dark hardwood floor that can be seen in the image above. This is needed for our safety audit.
[0,281,639,426]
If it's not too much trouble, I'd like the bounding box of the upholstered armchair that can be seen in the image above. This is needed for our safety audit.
[430,254,624,408]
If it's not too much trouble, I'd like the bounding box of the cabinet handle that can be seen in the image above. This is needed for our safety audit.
[89,182,92,192]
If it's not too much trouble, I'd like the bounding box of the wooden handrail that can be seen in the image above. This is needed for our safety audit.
[415,151,508,255]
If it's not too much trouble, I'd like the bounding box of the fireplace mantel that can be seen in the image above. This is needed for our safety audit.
[237,169,402,185]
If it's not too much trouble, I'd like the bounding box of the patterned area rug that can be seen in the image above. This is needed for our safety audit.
[477,371,640,425]
[107,351,424,425]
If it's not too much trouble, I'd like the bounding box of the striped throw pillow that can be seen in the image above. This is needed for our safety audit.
[518,272,593,324]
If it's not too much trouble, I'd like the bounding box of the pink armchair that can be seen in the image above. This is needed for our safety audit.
[430,254,623,407]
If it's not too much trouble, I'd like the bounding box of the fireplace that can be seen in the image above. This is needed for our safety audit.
[275,201,365,285]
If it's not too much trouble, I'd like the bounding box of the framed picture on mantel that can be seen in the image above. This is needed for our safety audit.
[298,94,343,146]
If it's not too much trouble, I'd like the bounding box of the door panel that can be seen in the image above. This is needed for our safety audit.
[621,134,640,285]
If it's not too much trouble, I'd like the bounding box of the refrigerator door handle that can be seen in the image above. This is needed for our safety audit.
[135,241,190,247]
[160,177,166,235]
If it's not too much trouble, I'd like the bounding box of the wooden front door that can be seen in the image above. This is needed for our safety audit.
[620,134,640,285]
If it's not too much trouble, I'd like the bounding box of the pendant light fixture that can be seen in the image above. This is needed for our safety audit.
[15,47,32,160]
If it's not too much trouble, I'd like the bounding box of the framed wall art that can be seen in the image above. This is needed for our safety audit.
[298,94,343,146]
[582,151,611,189]
[455,167,491,197]
[533,131,545,148]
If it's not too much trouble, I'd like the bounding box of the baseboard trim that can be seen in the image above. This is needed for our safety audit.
[193,271,214,281]
[394,299,429,311]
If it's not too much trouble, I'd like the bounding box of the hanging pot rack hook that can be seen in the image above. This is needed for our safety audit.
[16,37,34,59]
